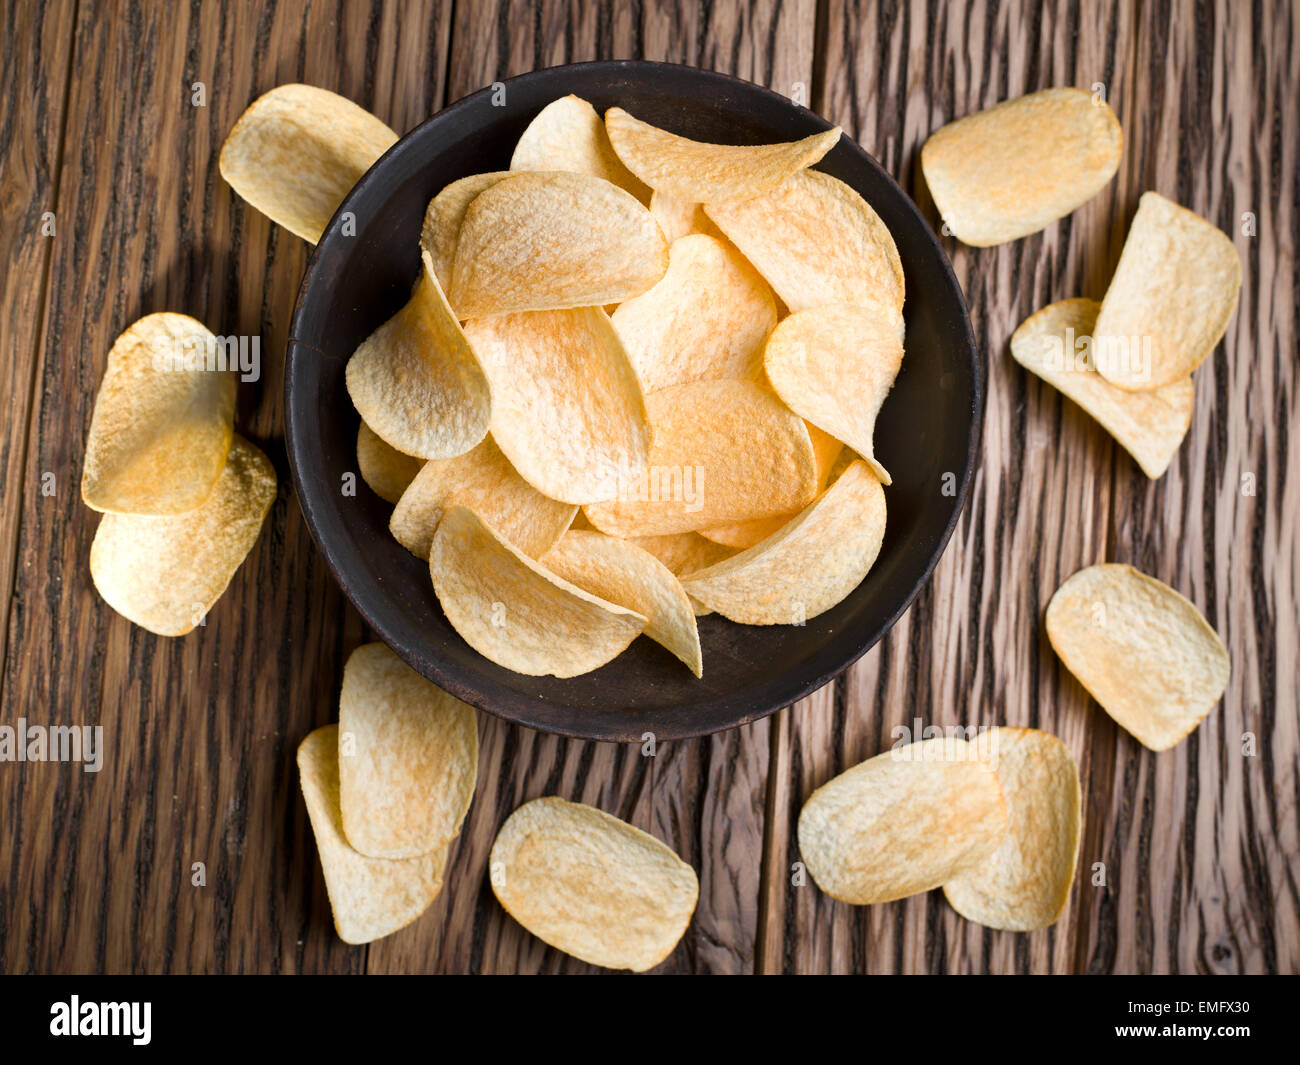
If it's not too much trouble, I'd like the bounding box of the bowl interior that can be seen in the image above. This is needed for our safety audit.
[286,62,980,741]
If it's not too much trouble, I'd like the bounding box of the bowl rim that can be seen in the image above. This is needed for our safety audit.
[285,59,983,741]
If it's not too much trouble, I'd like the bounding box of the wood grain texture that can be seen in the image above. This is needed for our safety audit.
[1,0,1295,975]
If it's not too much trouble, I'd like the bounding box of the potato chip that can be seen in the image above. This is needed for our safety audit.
[706,169,904,316]
[1094,192,1242,390]
[1010,298,1193,478]
[337,643,478,859]
[430,505,646,677]
[490,797,698,971]
[219,84,398,243]
[649,190,722,243]
[346,252,492,460]
[356,421,424,504]
[943,727,1081,931]
[298,725,447,944]
[583,379,818,537]
[611,234,777,394]
[89,436,276,636]
[541,530,702,677]
[798,737,1008,905]
[1045,564,1231,750]
[919,87,1122,246]
[449,171,668,318]
[681,460,885,625]
[82,313,236,516]
[628,533,736,575]
[605,107,841,205]
[462,307,650,504]
[511,94,650,203]
[389,436,576,559]
[699,422,844,548]
[763,303,904,484]
[421,171,509,294]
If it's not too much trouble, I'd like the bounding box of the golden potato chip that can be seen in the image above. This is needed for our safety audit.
[583,379,818,537]
[337,643,478,859]
[705,169,904,316]
[449,171,668,318]
[89,436,276,636]
[463,307,649,504]
[605,107,841,204]
[798,737,1009,905]
[430,505,646,677]
[919,87,1122,246]
[649,190,722,243]
[1094,192,1242,390]
[511,94,650,203]
[541,530,702,677]
[421,171,509,294]
[763,303,904,485]
[699,422,844,548]
[943,727,1081,931]
[1045,564,1231,750]
[356,421,424,504]
[490,797,698,971]
[219,84,398,243]
[628,533,737,576]
[298,725,447,945]
[1010,298,1193,478]
[611,234,777,394]
[681,460,885,625]
[389,436,576,559]
[82,313,236,516]
[346,252,492,460]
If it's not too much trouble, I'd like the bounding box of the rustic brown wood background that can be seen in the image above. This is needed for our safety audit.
[1,0,1296,974]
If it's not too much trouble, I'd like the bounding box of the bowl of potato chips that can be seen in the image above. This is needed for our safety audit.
[284,61,980,740]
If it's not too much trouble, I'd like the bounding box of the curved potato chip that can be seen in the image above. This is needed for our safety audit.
[1094,192,1242,391]
[1010,298,1193,478]
[700,422,844,548]
[629,533,737,576]
[649,190,722,243]
[346,252,492,460]
[82,313,236,516]
[706,169,904,316]
[541,530,702,677]
[583,379,818,537]
[298,726,447,944]
[943,727,1081,931]
[89,436,276,636]
[764,303,904,485]
[681,460,885,625]
[421,171,509,295]
[611,234,777,394]
[1045,564,1230,750]
[357,421,424,504]
[798,737,1009,905]
[511,95,650,203]
[462,307,650,505]
[219,84,397,243]
[338,643,478,859]
[430,505,646,677]
[389,436,576,559]
[449,171,668,318]
[490,797,698,971]
[919,87,1122,246]
[605,107,841,204]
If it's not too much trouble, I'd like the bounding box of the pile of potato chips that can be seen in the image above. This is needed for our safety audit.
[223,87,903,680]
[83,313,275,635]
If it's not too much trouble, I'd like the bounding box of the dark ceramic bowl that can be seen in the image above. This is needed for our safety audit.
[286,61,980,742]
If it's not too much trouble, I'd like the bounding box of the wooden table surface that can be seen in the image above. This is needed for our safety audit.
[1,0,1296,975]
